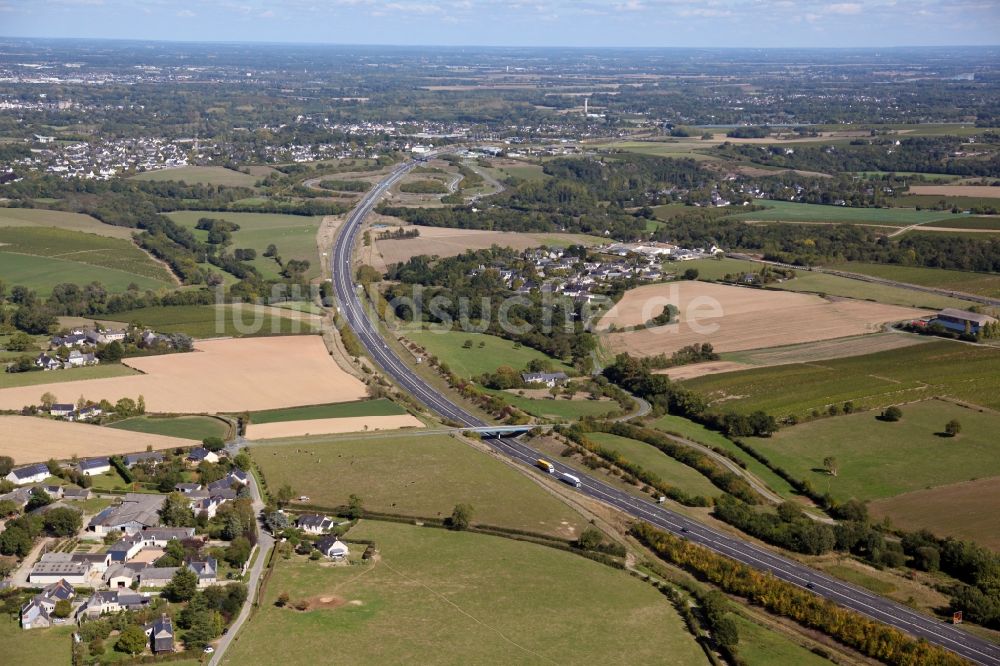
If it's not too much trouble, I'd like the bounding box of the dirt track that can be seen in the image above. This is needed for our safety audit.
[601,282,925,357]
[0,337,368,413]
[246,414,424,439]
[0,416,197,463]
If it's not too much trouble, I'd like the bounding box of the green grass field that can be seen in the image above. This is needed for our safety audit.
[650,414,800,499]
[0,227,176,294]
[918,216,1000,230]
[834,262,1000,298]
[222,521,705,666]
[252,434,586,536]
[107,304,315,338]
[676,257,976,309]
[729,200,955,226]
[600,140,720,161]
[895,195,1000,211]
[586,431,721,498]
[483,163,550,182]
[743,400,1000,502]
[484,388,621,421]
[402,329,573,378]
[0,207,134,239]
[166,211,323,280]
[0,363,138,389]
[249,399,407,424]
[131,165,259,188]
[733,616,833,666]
[685,340,1000,419]
[107,415,228,440]
[0,613,74,666]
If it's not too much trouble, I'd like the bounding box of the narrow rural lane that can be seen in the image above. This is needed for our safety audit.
[208,441,273,666]
[329,155,1000,666]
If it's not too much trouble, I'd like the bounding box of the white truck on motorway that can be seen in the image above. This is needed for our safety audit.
[559,472,582,488]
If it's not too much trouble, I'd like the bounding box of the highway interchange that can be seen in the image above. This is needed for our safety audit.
[330,157,1000,665]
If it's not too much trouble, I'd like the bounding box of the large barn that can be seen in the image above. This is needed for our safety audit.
[934,308,997,335]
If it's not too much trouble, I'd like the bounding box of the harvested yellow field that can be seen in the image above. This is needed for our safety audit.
[601,282,925,357]
[657,361,752,380]
[907,185,1000,198]
[0,416,196,463]
[370,226,600,272]
[0,337,367,413]
[246,414,424,440]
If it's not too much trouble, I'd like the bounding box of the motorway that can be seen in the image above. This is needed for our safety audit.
[331,157,1000,665]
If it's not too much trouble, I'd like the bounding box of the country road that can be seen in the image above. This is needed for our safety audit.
[330,156,1000,665]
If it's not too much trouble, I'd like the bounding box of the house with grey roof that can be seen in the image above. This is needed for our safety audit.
[123,451,164,468]
[521,371,569,388]
[87,493,164,536]
[79,589,150,619]
[298,513,336,535]
[147,614,174,653]
[187,558,217,587]
[78,457,111,476]
[20,579,76,630]
[5,463,51,486]
[137,567,179,589]
[315,536,350,561]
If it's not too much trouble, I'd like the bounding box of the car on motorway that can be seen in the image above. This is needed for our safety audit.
[806,582,815,590]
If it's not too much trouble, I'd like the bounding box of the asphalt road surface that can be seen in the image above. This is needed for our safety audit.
[332,157,1000,665]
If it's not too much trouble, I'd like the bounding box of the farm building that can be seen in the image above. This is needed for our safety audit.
[934,308,997,335]
[88,493,164,536]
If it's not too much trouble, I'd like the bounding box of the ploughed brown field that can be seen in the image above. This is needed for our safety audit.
[0,416,197,463]
[246,414,424,440]
[600,282,926,358]
[907,185,1000,199]
[0,336,367,413]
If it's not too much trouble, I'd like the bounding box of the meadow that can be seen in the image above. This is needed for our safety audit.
[484,388,621,421]
[600,140,720,161]
[222,521,706,666]
[834,262,1000,298]
[685,340,1000,419]
[248,398,407,424]
[585,431,721,498]
[733,616,833,666]
[729,200,955,226]
[0,614,74,666]
[402,329,574,378]
[252,433,587,536]
[105,304,315,338]
[131,165,259,187]
[0,207,134,238]
[0,363,138,389]
[0,227,175,294]
[166,211,323,280]
[743,399,1000,502]
[107,414,229,440]
[870,477,1000,551]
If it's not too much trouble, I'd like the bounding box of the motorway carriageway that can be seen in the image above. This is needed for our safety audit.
[331,156,1000,666]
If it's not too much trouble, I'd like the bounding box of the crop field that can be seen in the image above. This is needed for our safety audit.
[131,165,259,187]
[0,207,134,238]
[601,281,924,357]
[107,415,229,440]
[222,521,705,666]
[0,227,176,293]
[870,477,1000,551]
[674,257,977,309]
[0,363,139,389]
[167,211,323,280]
[685,340,1000,418]
[369,225,603,273]
[715,333,932,369]
[907,185,1000,199]
[105,304,316,338]
[744,400,1000,503]
[247,415,424,439]
[249,399,407,423]
[896,195,1000,211]
[486,388,620,420]
[402,329,574,378]
[729,200,955,226]
[834,262,1000,298]
[600,139,720,161]
[0,415,197,463]
[0,336,366,414]
[252,434,587,536]
[586,432,721,498]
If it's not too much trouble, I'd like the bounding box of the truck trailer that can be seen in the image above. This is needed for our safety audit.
[559,472,582,488]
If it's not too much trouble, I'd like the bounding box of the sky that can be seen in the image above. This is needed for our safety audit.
[1,0,998,48]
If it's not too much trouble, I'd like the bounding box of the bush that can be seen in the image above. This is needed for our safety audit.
[881,406,903,422]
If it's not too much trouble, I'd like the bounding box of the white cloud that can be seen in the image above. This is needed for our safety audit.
[826,2,862,14]
[176,8,195,17]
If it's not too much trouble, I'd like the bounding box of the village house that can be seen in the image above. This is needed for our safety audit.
[5,463,50,486]
[315,536,350,561]
[187,558,218,587]
[147,614,175,653]
[78,457,111,476]
[74,405,103,421]
[62,487,92,501]
[20,579,76,630]
[187,447,219,465]
[174,482,202,494]
[66,350,99,368]
[298,513,336,535]
[49,403,74,418]
[136,566,178,589]
[88,493,164,536]
[521,371,569,388]
[78,589,151,619]
[123,451,164,468]
[34,353,62,371]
